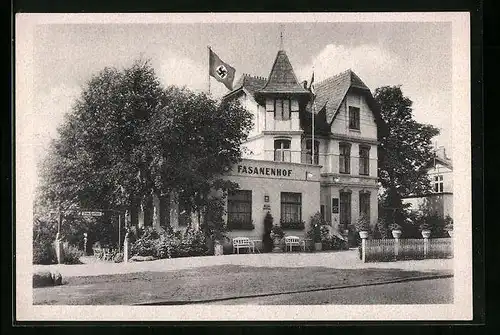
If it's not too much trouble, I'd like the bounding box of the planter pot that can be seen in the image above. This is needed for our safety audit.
[314,242,322,251]
[358,231,369,239]
[447,230,453,238]
[421,230,431,239]
[391,230,402,239]
[272,238,282,253]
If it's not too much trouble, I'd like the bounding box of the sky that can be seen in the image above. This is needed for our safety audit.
[31,20,453,167]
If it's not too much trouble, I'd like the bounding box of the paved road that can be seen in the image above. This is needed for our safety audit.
[207,277,453,305]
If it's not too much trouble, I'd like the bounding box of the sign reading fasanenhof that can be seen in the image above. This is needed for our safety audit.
[236,165,293,177]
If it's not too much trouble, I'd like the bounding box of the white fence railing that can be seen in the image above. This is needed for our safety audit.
[360,238,453,263]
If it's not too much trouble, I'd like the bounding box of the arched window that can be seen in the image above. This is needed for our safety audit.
[274,139,291,162]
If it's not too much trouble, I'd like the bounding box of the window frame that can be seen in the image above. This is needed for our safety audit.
[280,192,302,224]
[359,146,370,175]
[433,175,444,193]
[274,98,291,121]
[349,106,360,130]
[305,139,320,165]
[227,190,253,230]
[339,191,352,228]
[339,143,351,174]
[359,192,371,218]
[274,139,291,162]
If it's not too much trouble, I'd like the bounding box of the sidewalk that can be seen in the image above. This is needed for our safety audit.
[34,250,453,278]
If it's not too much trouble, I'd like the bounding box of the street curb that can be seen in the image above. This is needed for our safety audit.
[133,273,453,305]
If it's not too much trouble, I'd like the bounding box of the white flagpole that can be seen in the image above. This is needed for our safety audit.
[311,68,315,165]
[207,46,211,95]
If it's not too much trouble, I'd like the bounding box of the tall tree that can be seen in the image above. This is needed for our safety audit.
[145,87,253,216]
[38,59,167,216]
[374,86,440,227]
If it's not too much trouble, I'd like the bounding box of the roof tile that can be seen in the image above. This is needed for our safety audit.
[258,50,310,94]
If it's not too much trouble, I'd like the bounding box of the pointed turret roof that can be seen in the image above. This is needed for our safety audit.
[257,50,310,94]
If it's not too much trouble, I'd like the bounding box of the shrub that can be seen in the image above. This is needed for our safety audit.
[354,214,371,232]
[307,212,326,243]
[113,252,124,263]
[444,215,453,231]
[33,218,57,265]
[270,225,285,239]
[389,222,402,231]
[62,244,83,264]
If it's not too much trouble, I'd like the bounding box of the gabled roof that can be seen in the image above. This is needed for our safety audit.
[314,69,388,138]
[257,50,310,94]
[426,156,453,170]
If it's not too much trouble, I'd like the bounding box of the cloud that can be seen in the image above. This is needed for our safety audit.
[296,44,402,90]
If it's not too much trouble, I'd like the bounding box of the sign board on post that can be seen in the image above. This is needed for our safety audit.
[80,211,103,217]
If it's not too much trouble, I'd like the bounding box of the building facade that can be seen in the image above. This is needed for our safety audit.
[221,47,387,237]
[402,147,453,218]
[130,47,386,240]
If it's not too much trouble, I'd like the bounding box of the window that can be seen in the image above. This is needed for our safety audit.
[340,192,351,228]
[349,106,360,130]
[339,143,351,174]
[359,146,370,175]
[281,192,302,223]
[274,99,291,120]
[227,190,253,229]
[434,175,444,193]
[359,192,370,218]
[305,140,319,165]
[274,139,291,162]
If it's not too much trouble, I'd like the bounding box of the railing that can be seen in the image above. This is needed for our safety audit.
[362,238,453,263]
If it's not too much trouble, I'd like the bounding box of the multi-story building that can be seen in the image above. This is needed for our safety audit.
[402,146,453,218]
[132,46,387,242]
[219,47,387,240]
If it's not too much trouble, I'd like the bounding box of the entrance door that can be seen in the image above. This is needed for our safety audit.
[340,192,351,229]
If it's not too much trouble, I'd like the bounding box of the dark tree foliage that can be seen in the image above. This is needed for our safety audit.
[374,86,440,230]
[38,59,253,232]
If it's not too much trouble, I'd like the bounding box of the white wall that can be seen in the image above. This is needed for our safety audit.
[330,93,378,140]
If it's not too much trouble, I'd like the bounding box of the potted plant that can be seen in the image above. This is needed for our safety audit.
[269,225,285,252]
[419,222,432,238]
[390,223,402,239]
[308,212,325,251]
[444,215,453,237]
[355,214,370,239]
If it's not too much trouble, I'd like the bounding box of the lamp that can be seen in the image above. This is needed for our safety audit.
[333,177,340,183]
[305,172,314,180]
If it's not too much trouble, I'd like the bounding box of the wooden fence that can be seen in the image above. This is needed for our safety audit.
[361,238,453,262]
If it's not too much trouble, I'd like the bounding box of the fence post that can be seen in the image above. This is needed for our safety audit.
[361,235,367,263]
[394,237,400,260]
[123,229,130,263]
[423,237,429,258]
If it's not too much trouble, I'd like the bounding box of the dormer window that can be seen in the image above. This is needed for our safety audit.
[349,106,360,130]
[274,99,291,121]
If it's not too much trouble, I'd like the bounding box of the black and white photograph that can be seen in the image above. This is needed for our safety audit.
[15,12,472,321]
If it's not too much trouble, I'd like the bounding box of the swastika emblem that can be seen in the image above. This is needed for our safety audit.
[216,65,228,79]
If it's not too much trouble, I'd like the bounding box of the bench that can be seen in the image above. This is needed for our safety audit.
[285,236,301,252]
[232,237,255,254]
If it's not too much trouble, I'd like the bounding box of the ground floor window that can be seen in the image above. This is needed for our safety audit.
[340,191,351,228]
[227,190,253,230]
[359,192,370,218]
[280,192,302,227]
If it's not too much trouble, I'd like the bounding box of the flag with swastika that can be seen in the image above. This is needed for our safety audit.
[209,47,236,90]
